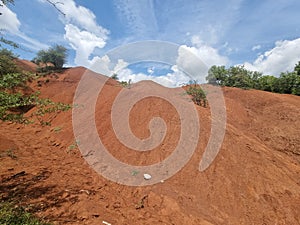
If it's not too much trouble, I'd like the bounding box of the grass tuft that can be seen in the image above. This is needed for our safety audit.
[0,202,52,225]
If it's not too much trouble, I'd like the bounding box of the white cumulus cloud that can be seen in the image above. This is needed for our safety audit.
[0,3,48,50]
[189,35,229,67]
[64,24,107,66]
[0,3,20,33]
[117,66,190,88]
[86,53,190,87]
[89,55,129,77]
[97,36,230,87]
[57,0,108,38]
[244,38,300,75]
[174,35,229,83]
[41,0,110,67]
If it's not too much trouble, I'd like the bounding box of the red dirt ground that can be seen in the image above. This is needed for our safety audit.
[15,59,38,73]
[0,66,299,224]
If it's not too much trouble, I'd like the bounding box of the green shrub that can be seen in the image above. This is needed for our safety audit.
[0,49,18,76]
[0,48,71,124]
[110,73,119,80]
[0,202,52,225]
[186,82,207,107]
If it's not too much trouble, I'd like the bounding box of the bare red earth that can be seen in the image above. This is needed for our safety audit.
[0,66,299,224]
[15,59,38,73]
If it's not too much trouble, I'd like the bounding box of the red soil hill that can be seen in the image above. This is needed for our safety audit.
[0,67,299,224]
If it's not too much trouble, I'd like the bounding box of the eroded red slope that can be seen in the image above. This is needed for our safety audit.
[0,67,299,224]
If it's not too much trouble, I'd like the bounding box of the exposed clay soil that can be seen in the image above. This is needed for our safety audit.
[0,65,300,225]
[15,59,38,73]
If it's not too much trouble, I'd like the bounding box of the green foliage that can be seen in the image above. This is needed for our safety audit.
[0,92,34,122]
[67,139,80,153]
[0,48,71,124]
[0,202,52,225]
[206,65,300,96]
[119,79,132,88]
[0,148,17,159]
[0,1,70,126]
[251,71,263,89]
[294,61,300,76]
[206,65,228,85]
[277,72,300,95]
[120,81,128,86]
[32,99,71,125]
[225,66,256,89]
[36,66,64,74]
[0,89,71,125]
[186,81,207,107]
[0,73,29,90]
[256,75,278,92]
[111,73,119,80]
[0,37,19,48]
[207,65,262,89]
[0,48,18,76]
[52,126,62,133]
[111,74,132,88]
[34,45,67,69]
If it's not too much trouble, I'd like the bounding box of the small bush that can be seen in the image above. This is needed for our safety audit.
[0,149,17,159]
[110,73,119,80]
[0,48,71,124]
[0,202,52,225]
[186,82,207,107]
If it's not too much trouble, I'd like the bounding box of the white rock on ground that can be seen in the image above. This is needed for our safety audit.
[143,173,152,180]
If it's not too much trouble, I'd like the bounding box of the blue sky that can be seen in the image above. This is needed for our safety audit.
[1,0,300,86]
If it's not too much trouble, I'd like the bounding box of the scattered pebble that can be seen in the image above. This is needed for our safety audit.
[102,221,111,225]
[79,189,90,195]
[143,173,152,180]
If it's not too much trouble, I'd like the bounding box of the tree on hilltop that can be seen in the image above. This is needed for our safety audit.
[33,45,68,69]
[294,61,300,76]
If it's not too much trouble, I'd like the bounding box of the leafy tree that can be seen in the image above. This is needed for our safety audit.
[291,76,300,95]
[256,75,278,92]
[206,65,262,89]
[0,48,18,76]
[34,45,68,69]
[0,37,19,48]
[294,61,300,76]
[225,65,253,89]
[206,64,299,96]
[251,71,263,89]
[277,72,300,95]
[206,65,227,85]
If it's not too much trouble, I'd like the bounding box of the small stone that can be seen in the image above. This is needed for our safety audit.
[143,173,152,180]
[62,192,70,199]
